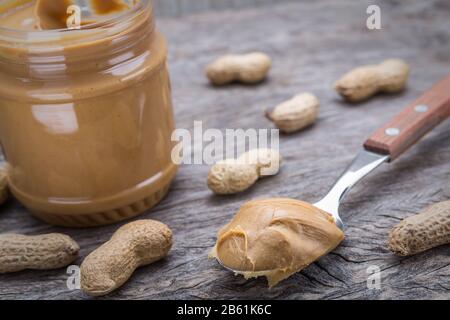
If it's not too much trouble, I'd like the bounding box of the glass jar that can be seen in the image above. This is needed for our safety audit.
[0,0,177,227]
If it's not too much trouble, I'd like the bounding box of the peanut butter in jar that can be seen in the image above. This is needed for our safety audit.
[0,0,178,227]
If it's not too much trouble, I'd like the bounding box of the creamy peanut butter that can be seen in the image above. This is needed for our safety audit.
[35,0,75,30]
[210,198,344,286]
[35,0,130,30]
[0,0,177,227]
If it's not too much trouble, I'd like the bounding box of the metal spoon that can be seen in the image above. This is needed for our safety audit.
[217,73,450,273]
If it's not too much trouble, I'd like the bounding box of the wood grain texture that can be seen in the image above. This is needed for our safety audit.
[0,0,449,300]
[364,74,450,160]
[152,0,295,17]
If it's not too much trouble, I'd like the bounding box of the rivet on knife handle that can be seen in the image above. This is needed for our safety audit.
[364,74,450,161]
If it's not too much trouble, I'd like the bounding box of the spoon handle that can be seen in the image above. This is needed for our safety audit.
[364,74,450,161]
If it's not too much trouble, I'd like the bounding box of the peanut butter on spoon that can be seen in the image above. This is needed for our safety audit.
[210,198,344,287]
[35,0,130,30]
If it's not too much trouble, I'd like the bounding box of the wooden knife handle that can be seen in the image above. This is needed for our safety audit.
[364,74,450,161]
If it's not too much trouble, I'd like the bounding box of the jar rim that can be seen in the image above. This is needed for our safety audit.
[0,0,151,42]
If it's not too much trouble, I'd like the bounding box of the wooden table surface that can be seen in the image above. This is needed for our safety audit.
[0,0,449,300]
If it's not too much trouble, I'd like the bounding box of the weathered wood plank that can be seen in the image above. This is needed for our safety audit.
[0,0,449,300]
[152,0,294,17]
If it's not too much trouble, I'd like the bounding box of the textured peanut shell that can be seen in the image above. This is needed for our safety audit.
[335,59,410,102]
[207,159,259,195]
[205,52,272,85]
[0,233,79,273]
[80,220,172,297]
[389,201,450,256]
[207,149,282,195]
[267,93,320,133]
[0,169,8,205]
